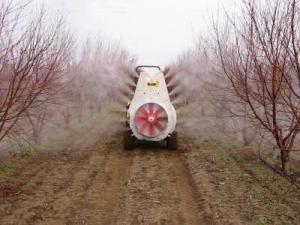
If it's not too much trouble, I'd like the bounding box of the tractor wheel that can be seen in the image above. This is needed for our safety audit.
[167,132,178,151]
[123,130,135,150]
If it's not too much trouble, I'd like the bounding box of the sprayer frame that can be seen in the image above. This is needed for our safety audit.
[124,65,177,150]
[135,65,161,73]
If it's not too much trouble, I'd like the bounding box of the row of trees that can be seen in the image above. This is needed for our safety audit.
[0,1,73,143]
[171,0,300,174]
[2,0,298,175]
[0,1,136,148]
[216,0,300,174]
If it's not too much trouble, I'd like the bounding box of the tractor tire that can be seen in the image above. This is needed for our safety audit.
[123,130,135,150]
[167,131,178,151]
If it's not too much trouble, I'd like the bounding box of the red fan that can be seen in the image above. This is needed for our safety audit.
[134,103,168,137]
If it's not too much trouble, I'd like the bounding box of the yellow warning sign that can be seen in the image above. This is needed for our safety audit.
[147,79,160,87]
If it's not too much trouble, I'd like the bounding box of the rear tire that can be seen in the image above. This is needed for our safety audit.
[123,130,135,150]
[167,131,178,151]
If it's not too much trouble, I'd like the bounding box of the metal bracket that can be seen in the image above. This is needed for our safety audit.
[135,65,161,73]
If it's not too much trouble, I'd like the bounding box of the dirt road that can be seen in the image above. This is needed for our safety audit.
[0,127,299,225]
[0,134,213,225]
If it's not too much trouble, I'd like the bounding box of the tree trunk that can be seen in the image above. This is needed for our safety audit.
[280,149,290,175]
[32,129,41,145]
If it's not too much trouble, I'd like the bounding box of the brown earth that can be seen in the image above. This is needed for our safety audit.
[0,127,299,225]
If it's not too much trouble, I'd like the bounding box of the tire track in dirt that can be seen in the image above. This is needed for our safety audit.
[62,147,133,225]
[0,119,120,225]
[181,138,255,225]
[0,142,106,225]
[33,148,110,225]
[1,138,211,225]
[116,149,211,225]
[0,137,134,225]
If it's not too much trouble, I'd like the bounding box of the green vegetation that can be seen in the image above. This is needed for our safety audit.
[0,161,16,187]
[1,162,16,177]
[17,145,38,158]
[256,217,267,225]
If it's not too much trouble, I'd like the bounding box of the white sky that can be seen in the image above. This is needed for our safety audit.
[33,0,239,66]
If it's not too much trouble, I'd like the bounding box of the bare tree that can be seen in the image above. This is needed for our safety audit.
[215,0,300,174]
[0,1,73,142]
[24,106,50,144]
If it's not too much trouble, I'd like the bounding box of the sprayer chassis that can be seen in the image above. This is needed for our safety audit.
[124,66,177,150]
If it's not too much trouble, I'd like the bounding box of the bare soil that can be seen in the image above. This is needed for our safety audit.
[0,129,299,225]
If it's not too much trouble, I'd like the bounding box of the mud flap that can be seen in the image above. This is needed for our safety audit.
[167,131,178,151]
[123,130,135,150]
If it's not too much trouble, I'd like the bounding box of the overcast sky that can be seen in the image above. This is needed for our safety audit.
[33,0,239,66]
